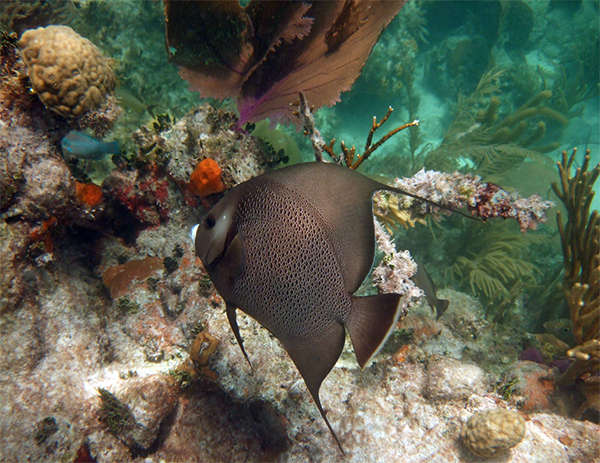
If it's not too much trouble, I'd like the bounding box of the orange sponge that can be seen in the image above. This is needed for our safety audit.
[189,158,224,197]
[75,181,103,207]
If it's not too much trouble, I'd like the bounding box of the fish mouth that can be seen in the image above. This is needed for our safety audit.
[189,224,199,243]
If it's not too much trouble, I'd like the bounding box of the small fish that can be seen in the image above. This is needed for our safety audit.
[115,87,158,116]
[411,258,449,320]
[191,161,459,453]
[61,131,120,161]
[543,319,577,347]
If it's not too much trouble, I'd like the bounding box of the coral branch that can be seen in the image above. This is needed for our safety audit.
[392,169,554,232]
[552,147,599,389]
[297,94,418,168]
[372,220,423,311]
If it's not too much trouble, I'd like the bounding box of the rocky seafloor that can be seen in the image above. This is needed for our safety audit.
[1,96,598,461]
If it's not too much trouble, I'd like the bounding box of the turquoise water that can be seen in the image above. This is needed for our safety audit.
[1,1,599,461]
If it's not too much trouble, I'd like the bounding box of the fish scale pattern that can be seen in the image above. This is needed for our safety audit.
[233,182,351,340]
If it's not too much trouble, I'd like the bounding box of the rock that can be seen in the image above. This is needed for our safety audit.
[425,357,486,401]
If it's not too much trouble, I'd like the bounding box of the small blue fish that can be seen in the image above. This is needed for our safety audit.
[61,131,120,161]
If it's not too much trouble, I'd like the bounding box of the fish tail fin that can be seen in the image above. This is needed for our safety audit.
[146,104,159,117]
[347,294,405,368]
[105,141,120,155]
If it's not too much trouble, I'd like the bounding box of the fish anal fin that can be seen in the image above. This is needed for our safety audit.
[226,303,252,368]
[283,322,346,454]
[347,293,404,368]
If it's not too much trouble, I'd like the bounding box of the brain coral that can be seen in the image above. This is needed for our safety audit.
[19,25,115,117]
[461,408,526,458]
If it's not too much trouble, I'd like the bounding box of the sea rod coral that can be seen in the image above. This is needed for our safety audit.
[552,148,599,418]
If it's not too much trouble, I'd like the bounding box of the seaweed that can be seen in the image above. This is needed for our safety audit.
[423,69,565,183]
[552,148,599,393]
[98,387,132,435]
[444,222,545,320]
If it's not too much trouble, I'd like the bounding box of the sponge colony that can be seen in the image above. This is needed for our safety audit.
[189,158,224,197]
[19,25,115,118]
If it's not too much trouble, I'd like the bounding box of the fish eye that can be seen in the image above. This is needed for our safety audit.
[204,215,216,229]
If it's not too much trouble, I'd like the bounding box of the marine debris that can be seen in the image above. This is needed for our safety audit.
[165,1,405,126]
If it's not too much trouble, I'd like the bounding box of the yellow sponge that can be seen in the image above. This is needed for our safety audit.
[19,25,115,117]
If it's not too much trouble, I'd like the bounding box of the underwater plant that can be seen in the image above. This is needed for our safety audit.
[423,69,566,182]
[164,0,405,126]
[444,222,546,320]
[552,148,599,403]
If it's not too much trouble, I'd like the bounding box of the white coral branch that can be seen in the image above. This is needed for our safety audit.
[372,220,424,310]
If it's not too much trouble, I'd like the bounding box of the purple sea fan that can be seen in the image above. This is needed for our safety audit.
[165,1,405,127]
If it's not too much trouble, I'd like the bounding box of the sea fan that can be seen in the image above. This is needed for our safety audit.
[164,0,405,127]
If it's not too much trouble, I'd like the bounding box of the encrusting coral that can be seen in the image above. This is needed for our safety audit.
[19,25,115,118]
[552,149,599,408]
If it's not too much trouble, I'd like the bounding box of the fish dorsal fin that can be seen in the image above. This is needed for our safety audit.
[267,162,385,293]
[226,303,252,367]
[346,293,404,368]
[283,321,346,454]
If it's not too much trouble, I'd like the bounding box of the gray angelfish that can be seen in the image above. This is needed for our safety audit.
[191,161,456,453]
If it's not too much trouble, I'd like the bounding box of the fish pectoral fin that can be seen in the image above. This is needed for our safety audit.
[226,303,252,368]
[220,233,245,279]
[283,324,346,454]
[346,293,405,368]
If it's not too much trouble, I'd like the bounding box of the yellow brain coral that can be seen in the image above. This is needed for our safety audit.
[461,408,526,458]
[19,25,115,117]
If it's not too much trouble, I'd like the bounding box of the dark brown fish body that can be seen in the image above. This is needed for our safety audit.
[192,162,421,452]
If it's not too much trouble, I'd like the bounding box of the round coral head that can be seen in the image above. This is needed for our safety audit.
[189,158,224,197]
[75,181,103,208]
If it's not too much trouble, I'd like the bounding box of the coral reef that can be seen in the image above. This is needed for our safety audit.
[0,0,76,35]
[461,408,526,458]
[0,0,598,460]
[19,25,116,118]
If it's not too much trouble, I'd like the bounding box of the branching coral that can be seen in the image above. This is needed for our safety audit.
[297,92,419,169]
[552,148,599,391]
